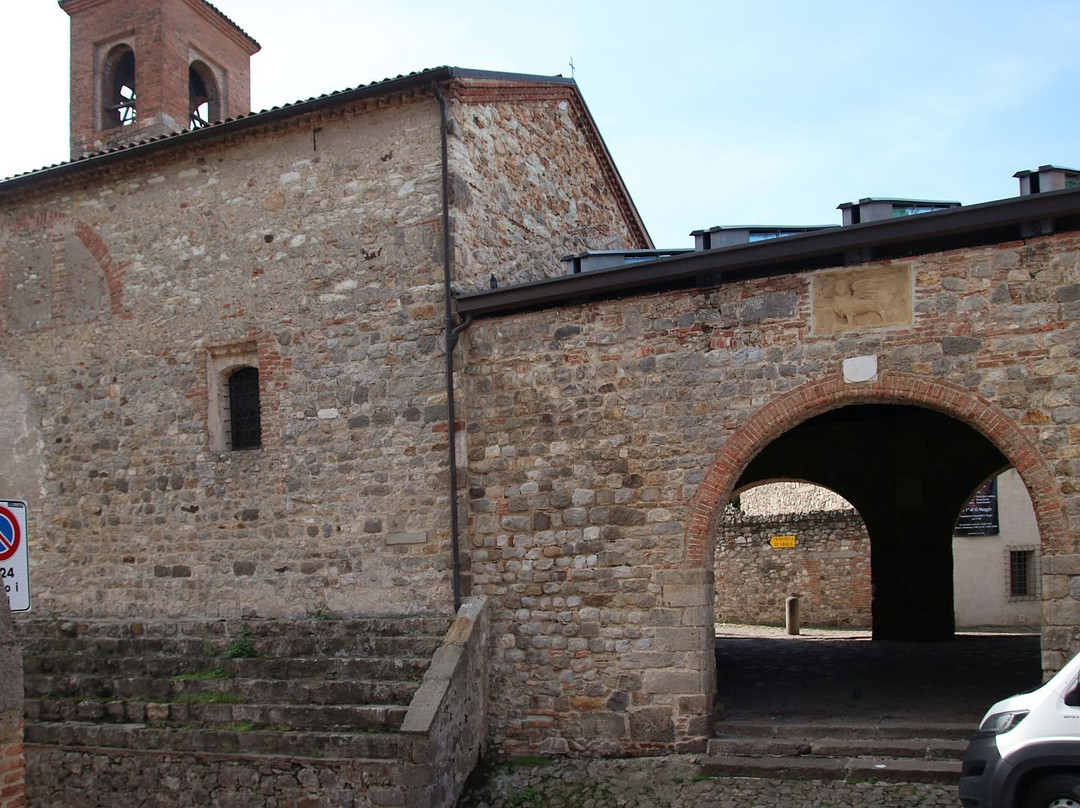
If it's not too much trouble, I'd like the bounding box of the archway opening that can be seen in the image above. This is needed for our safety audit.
[102,45,136,128]
[711,403,1043,725]
[188,61,220,129]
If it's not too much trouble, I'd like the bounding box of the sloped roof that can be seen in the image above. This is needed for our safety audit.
[0,67,561,183]
[196,0,260,51]
[0,65,649,247]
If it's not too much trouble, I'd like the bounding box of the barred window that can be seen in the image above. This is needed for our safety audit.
[1008,548,1038,600]
[227,367,261,450]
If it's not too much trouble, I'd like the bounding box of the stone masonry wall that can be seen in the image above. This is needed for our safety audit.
[0,75,645,624]
[1,93,453,620]
[464,230,1080,753]
[6,58,1080,761]
[26,750,402,808]
[401,596,491,807]
[0,602,24,808]
[715,510,871,628]
[450,80,648,292]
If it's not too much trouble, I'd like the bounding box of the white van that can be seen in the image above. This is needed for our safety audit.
[959,650,1080,808]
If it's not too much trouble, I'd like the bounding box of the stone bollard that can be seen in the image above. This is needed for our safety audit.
[785,596,800,635]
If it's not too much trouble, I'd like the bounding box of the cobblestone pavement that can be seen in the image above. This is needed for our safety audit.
[458,626,1041,807]
[714,623,1041,723]
[455,754,962,807]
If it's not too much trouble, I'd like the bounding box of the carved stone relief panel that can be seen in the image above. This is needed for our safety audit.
[812,263,912,334]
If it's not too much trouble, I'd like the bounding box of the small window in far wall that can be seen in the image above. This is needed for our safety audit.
[227,367,262,450]
[1008,548,1038,600]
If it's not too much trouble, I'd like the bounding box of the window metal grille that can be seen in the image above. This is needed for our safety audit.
[227,367,261,450]
[1008,548,1038,600]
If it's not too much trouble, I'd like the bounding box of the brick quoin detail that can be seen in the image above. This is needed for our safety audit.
[684,372,1069,567]
[0,724,25,808]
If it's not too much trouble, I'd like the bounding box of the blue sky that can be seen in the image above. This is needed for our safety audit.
[2,1,1078,248]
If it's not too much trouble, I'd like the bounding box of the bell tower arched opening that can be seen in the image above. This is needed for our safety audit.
[188,60,220,129]
[61,0,260,158]
[101,44,136,129]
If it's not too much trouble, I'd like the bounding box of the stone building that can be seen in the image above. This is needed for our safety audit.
[0,0,646,621]
[456,184,1080,752]
[3,0,1080,795]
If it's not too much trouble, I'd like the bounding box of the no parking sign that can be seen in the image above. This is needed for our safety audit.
[0,501,30,612]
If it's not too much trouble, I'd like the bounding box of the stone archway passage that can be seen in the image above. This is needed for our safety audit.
[737,404,1006,639]
[687,374,1070,640]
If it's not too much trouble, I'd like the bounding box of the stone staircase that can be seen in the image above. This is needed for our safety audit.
[702,716,971,784]
[15,614,460,806]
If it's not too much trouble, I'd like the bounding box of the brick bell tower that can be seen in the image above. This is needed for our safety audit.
[60,0,260,159]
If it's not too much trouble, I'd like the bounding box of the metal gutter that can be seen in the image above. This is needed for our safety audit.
[433,80,468,612]
[456,186,1080,318]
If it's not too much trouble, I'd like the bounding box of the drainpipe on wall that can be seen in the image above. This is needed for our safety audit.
[433,80,471,612]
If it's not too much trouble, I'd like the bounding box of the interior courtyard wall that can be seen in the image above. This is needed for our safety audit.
[715,510,871,627]
[465,230,1080,752]
[953,468,1043,628]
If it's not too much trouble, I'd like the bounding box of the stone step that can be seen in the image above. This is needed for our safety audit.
[26,673,420,705]
[700,753,959,784]
[23,653,432,681]
[705,718,970,785]
[27,698,409,732]
[14,615,453,642]
[708,735,967,761]
[24,721,416,760]
[715,718,975,741]
[19,632,443,660]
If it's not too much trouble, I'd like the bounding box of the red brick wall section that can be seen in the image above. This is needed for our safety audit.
[0,726,25,808]
[0,603,24,808]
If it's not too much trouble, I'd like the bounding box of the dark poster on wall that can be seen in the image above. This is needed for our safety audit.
[954,478,999,536]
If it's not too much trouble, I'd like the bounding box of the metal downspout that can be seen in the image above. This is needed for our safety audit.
[433,81,470,611]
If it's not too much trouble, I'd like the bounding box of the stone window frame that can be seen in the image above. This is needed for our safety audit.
[1006,545,1039,601]
[206,341,261,452]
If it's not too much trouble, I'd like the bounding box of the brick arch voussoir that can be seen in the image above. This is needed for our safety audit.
[5,209,126,318]
[685,373,1068,567]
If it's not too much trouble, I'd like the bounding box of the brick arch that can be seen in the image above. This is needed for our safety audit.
[685,373,1069,566]
[1,209,126,335]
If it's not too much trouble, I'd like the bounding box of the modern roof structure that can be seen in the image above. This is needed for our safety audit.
[457,184,1080,317]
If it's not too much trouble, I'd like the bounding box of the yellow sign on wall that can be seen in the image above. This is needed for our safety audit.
[770,535,797,548]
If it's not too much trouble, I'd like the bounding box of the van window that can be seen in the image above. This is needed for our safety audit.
[1065,683,1080,708]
